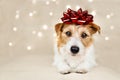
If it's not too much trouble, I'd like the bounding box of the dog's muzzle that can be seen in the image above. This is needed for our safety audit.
[70,46,79,54]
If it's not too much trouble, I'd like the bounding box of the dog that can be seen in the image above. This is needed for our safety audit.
[53,22,100,74]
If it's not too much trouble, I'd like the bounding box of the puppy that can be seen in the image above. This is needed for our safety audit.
[53,22,100,74]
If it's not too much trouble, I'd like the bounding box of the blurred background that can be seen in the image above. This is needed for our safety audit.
[0,0,120,80]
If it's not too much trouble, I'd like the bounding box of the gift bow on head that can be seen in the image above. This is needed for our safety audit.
[61,8,93,25]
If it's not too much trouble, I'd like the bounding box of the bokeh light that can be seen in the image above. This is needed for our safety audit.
[46,1,50,5]
[29,12,34,17]
[27,46,32,50]
[32,30,36,34]
[13,27,17,32]
[49,12,53,16]
[8,42,13,47]
[42,24,48,30]
[106,14,110,19]
[37,32,43,37]
[91,10,96,16]
[75,5,80,10]
[105,36,109,41]
[15,14,20,19]
[32,0,36,4]
[110,25,114,30]
[52,0,56,2]
[66,5,71,9]
[88,0,93,2]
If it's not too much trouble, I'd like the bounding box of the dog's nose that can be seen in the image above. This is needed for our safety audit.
[70,46,79,54]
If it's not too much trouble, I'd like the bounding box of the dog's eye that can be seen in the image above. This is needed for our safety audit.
[81,32,88,38]
[65,31,71,37]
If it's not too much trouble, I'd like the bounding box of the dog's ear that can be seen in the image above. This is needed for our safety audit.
[87,22,101,34]
[55,23,64,35]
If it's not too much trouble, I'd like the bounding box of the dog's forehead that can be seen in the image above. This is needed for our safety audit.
[63,24,88,32]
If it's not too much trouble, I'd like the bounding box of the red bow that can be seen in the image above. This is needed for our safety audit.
[61,8,93,25]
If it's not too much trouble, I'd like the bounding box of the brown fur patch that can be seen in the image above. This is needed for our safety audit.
[80,22,101,47]
[81,34,93,47]
[78,27,93,47]
[86,22,101,34]
[56,23,71,48]
[55,23,63,35]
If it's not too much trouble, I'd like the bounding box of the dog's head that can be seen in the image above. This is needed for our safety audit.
[55,23,100,56]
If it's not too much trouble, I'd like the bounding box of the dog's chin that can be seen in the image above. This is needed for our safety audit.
[70,53,80,56]
[71,54,77,56]
[70,52,84,56]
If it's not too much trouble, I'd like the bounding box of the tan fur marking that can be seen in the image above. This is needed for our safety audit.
[57,24,71,48]
[81,36,93,47]
[86,22,101,34]
[78,27,93,47]
[55,23,63,35]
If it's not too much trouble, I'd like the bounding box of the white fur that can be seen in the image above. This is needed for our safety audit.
[53,31,97,74]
